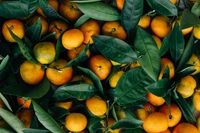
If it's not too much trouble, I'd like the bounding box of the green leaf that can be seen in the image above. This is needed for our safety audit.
[174,93,196,124]
[22,128,51,133]
[146,0,177,16]
[134,27,161,81]
[0,0,39,19]
[87,117,102,133]
[174,66,196,82]
[121,0,144,38]
[73,44,90,65]
[110,118,143,130]
[48,106,70,120]
[0,55,9,71]
[0,127,14,133]
[77,2,121,21]
[76,66,104,96]
[145,78,171,97]
[114,67,154,106]
[169,22,185,62]
[181,9,199,29]
[70,0,103,3]
[191,1,200,17]
[93,35,137,64]
[25,17,42,43]
[74,14,90,28]
[53,84,97,101]
[55,32,65,62]
[32,100,65,133]
[7,26,38,64]
[0,108,24,133]
[123,128,145,133]
[0,93,12,112]
[176,34,195,71]
[159,33,170,56]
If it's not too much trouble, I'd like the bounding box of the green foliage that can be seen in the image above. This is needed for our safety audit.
[74,14,90,28]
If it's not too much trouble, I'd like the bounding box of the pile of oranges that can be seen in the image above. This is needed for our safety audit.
[1,0,200,132]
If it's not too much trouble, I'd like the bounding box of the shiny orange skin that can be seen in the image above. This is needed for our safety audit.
[152,35,162,50]
[59,0,83,22]
[193,25,200,40]
[46,59,73,86]
[172,122,198,133]
[146,92,165,106]
[88,55,112,80]
[55,101,73,110]
[115,0,124,11]
[2,19,25,42]
[16,109,34,128]
[172,19,193,36]
[138,15,151,29]
[17,97,31,109]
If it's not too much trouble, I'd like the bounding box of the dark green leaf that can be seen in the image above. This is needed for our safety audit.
[25,17,42,43]
[87,117,102,133]
[32,100,65,133]
[121,0,144,37]
[191,1,200,17]
[55,32,65,62]
[7,26,38,64]
[123,128,145,133]
[70,0,103,3]
[114,67,154,106]
[145,78,171,97]
[77,2,121,21]
[22,128,51,133]
[181,9,199,29]
[146,0,177,16]
[74,14,90,28]
[174,93,196,124]
[0,108,24,133]
[174,66,196,82]
[0,93,12,111]
[0,127,14,133]
[110,118,143,130]
[76,66,104,96]
[0,55,9,71]
[169,22,185,62]
[176,34,195,71]
[40,32,56,41]
[134,27,161,81]
[159,33,170,56]
[93,35,137,64]
[53,84,97,101]
[73,44,90,64]
[0,0,38,19]
[48,106,70,120]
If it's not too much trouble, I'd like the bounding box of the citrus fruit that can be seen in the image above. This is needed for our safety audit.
[67,44,90,60]
[101,117,122,133]
[16,109,34,128]
[172,122,198,133]
[138,15,151,29]
[146,92,165,106]
[55,101,73,110]
[129,61,141,69]
[193,25,200,40]
[193,90,200,111]
[152,35,162,50]
[17,97,31,109]
[2,19,25,42]
[20,60,45,85]
[33,42,56,65]
[115,0,124,11]
[187,53,200,75]
[172,18,193,35]
[109,70,124,88]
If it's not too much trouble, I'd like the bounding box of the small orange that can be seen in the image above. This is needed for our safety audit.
[85,96,108,117]
[59,0,83,22]
[129,61,141,69]
[138,15,151,29]
[55,101,73,110]
[146,92,165,106]
[48,20,69,39]
[115,0,124,11]
[16,108,34,128]
[187,53,200,75]
[79,19,100,44]
[65,113,87,132]
[172,18,193,35]
[33,42,56,65]
[193,90,200,111]
[109,70,124,88]
[20,60,45,85]
[150,16,171,38]
[193,25,200,40]
[46,59,73,86]
[172,122,198,133]
[67,44,90,60]
[152,35,162,50]
[158,58,175,80]
[161,129,171,133]
[143,112,168,133]
[62,29,84,50]
[17,97,31,109]
[170,0,177,4]
[102,21,127,41]
[101,117,122,133]
[2,19,25,42]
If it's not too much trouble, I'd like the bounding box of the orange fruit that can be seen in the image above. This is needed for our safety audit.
[85,96,108,117]
[2,19,25,42]
[46,59,73,86]
[138,15,151,29]
[70,74,94,85]
[129,61,141,69]
[176,75,196,98]
[161,129,171,133]
[143,112,168,133]
[62,29,84,50]
[159,103,182,127]
[27,15,49,36]
[109,70,124,88]
[193,90,200,111]
[115,0,124,11]
[101,117,122,133]
[102,21,127,41]
[172,18,193,35]
[16,109,34,128]
[33,42,56,65]
[115,105,127,119]
[146,92,165,106]
[135,102,156,120]
[67,44,90,60]
[59,0,83,22]
[152,35,162,50]
[172,122,198,133]
[151,16,171,38]
[158,58,175,80]
[36,0,59,17]
[17,97,31,109]
[88,55,112,80]
[20,60,45,85]
[193,25,200,40]
[170,0,177,4]
[55,101,73,110]
[65,113,87,132]
[187,53,200,75]
[79,19,100,44]
[197,116,200,133]
[48,20,69,40]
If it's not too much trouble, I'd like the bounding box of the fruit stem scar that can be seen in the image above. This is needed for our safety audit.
[111,28,116,33]
[97,66,102,70]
